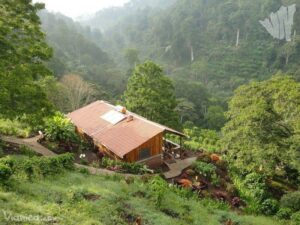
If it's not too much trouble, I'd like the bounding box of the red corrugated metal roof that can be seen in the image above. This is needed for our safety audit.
[67,100,185,158]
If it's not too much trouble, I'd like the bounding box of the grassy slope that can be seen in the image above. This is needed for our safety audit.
[0,171,282,225]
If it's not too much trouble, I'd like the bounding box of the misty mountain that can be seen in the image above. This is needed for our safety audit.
[39,10,126,97]
[78,0,300,99]
[80,0,176,32]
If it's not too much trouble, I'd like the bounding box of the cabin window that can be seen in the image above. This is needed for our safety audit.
[139,148,151,160]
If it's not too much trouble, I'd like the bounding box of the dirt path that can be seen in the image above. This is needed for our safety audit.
[0,135,137,177]
[1,135,56,156]
[163,157,197,179]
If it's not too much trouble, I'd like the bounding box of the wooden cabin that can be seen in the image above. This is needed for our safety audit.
[68,100,185,167]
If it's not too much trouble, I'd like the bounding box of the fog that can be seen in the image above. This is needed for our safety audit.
[32,0,130,18]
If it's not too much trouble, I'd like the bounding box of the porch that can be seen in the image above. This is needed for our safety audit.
[162,138,197,179]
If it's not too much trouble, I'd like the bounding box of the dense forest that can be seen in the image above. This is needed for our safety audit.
[0,0,299,224]
[39,11,126,100]
[82,0,300,94]
[40,0,300,128]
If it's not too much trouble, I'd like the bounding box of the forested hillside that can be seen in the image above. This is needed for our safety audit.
[81,0,300,99]
[39,10,215,127]
[80,0,176,32]
[37,0,300,128]
[39,11,126,99]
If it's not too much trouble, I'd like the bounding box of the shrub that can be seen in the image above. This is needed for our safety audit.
[169,184,196,199]
[149,176,168,208]
[183,127,222,152]
[193,161,216,179]
[283,166,299,185]
[291,211,300,225]
[0,157,15,182]
[78,167,90,174]
[215,160,228,171]
[23,159,36,180]
[67,188,87,202]
[232,172,269,214]
[218,212,239,225]
[196,153,211,163]
[44,112,79,143]
[54,153,75,170]
[280,191,300,212]
[225,184,238,196]
[140,174,152,183]
[80,158,89,165]
[260,199,279,215]
[0,144,3,158]
[0,163,13,182]
[19,145,39,157]
[243,199,262,214]
[101,157,116,168]
[242,172,268,201]
[0,157,16,170]
[121,161,145,174]
[100,157,148,174]
[211,173,221,187]
[10,153,75,180]
[276,208,293,220]
[0,118,32,138]
[46,157,64,174]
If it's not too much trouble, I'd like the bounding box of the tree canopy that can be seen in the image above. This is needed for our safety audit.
[81,0,300,100]
[123,61,179,128]
[222,76,300,175]
[0,0,53,120]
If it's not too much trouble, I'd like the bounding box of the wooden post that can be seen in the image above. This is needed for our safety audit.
[180,137,183,159]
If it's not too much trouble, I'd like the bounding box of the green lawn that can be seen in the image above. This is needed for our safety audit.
[0,170,284,225]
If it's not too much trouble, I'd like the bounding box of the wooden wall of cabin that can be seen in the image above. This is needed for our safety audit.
[124,132,163,163]
[97,143,122,161]
[75,126,97,150]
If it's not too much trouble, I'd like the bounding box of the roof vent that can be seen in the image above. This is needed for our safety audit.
[115,105,127,114]
[127,115,134,122]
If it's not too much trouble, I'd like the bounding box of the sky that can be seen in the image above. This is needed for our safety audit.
[32,0,130,19]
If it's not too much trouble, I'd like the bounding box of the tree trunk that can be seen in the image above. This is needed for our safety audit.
[236,29,240,47]
[190,45,194,62]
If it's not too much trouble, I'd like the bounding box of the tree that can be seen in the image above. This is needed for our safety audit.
[124,48,140,68]
[0,0,53,120]
[222,76,300,175]
[204,106,226,130]
[38,76,69,112]
[123,61,179,128]
[174,78,210,125]
[176,98,197,123]
[61,74,98,111]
